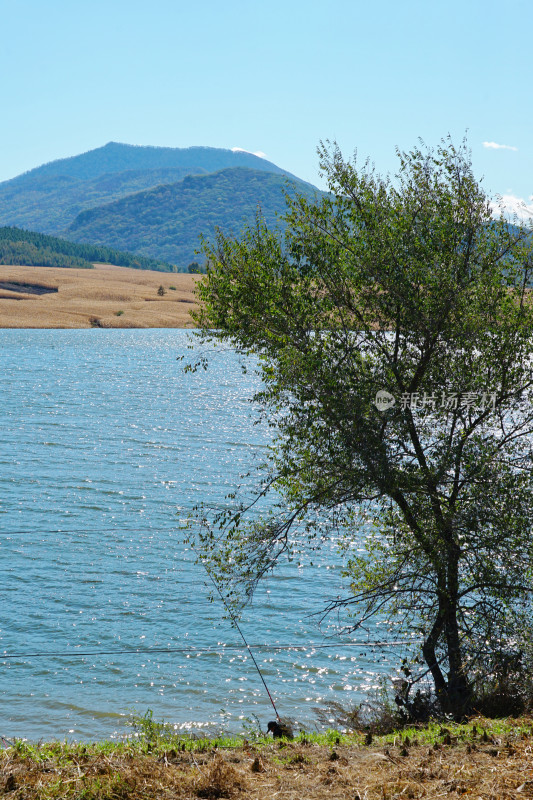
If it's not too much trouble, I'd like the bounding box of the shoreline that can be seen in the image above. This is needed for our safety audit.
[2,715,531,799]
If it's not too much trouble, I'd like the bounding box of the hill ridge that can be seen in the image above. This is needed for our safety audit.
[4,142,293,186]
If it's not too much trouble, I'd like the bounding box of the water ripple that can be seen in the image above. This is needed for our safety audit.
[0,329,396,741]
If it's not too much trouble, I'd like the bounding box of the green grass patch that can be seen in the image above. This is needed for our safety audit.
[5,712,533,764]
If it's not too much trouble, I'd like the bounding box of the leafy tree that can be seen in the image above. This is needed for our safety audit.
[190,138,533,719]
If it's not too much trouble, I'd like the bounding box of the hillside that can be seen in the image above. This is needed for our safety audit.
[66,167,320,266]
[0,142,302,235]
[0,227,175,271]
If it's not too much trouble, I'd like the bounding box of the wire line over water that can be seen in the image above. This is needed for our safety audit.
[0,642,416,661]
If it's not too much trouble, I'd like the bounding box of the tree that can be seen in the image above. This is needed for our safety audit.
[190,138,533,719]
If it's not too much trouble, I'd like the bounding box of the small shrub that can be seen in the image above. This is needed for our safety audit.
[315,697,403,735]
[169,285,177,291]
[115,310,124,316]
[127,708,180,751]
[471,650,533,718]
[157,285,166,296]
[315,677,435,735]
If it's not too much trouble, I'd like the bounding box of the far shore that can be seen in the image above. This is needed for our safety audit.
[0,263,201,328]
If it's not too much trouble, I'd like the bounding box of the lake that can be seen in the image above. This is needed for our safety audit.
[0,329,399,741]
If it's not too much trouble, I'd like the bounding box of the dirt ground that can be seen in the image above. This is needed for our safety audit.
[0,264,201,328]
[2,722,533,800]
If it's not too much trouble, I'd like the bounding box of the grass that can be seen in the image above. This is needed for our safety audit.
[3,714,533,798]
[0,263,200,328]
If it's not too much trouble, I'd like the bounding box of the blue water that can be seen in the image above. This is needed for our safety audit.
[0,329,399,741]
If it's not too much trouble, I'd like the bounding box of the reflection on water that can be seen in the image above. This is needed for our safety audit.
[0,330,402,740]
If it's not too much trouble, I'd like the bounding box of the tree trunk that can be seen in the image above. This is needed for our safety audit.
[422,609,448,705]
[422,555,472,720]
[444,554,472,718]
[444,608,472,718]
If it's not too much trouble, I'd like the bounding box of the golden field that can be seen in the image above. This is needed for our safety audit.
[0,263,201,328]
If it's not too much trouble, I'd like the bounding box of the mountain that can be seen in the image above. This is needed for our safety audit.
[0,142,302,235]
[0,227,175,272]
[65,167,320,267]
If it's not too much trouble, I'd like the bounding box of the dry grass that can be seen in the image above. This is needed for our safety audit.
[0,264,201,328]
[2,717,533,799]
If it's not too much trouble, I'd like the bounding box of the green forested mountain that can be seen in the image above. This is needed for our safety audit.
[0,143,301,234]
[0,143,321,271]
[0,227,175,271]
[0,168,207,234]
[66,167,320,267]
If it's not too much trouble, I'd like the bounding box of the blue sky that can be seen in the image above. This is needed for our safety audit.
[1,0,532,216]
